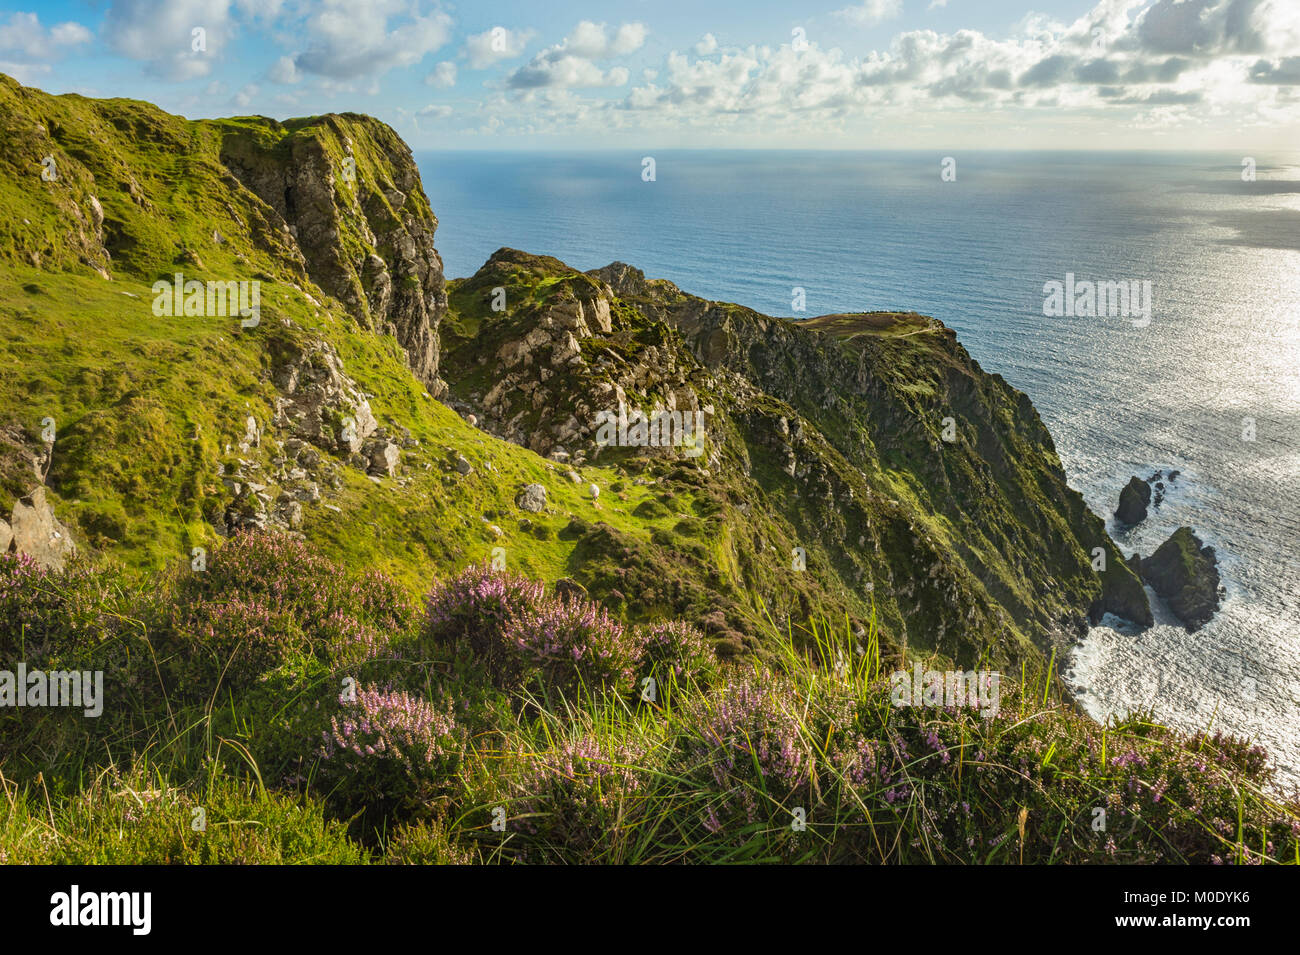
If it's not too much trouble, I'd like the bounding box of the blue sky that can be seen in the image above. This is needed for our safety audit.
[2,0,1298,149]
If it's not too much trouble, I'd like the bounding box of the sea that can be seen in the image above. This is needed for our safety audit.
[415,150,1300,791]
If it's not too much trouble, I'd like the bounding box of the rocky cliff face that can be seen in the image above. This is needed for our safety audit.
[219,114,447,396]
[442,253,1151,664]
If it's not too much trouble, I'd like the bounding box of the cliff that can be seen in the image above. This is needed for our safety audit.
[0,74,1148,675]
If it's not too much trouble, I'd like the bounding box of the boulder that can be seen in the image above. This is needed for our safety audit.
[367,440,401,477]
[516,483,547,513]
[0,517,11,554]
[279,498,304,529]
[1114,475,1151,525]
[1139,527,1222,632]
[9,486,76,570]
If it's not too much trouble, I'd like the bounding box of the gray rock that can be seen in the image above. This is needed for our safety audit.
[1140,527,1222,632]
[10,486,76,570]
[280,499,304,529]
[453,453,473,475]
[220,121,448,396]
[516,483,547,512]
[270,338,378,455]
[291,481,321,503]
[368,440,401,477]
[0,518,11,554]
[554,577,588,602]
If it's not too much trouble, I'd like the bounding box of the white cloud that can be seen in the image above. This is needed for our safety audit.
[50,22,93,47]
[293,0,452,80]
[463,26,533,69]
[105,0,235,80]
[268,54,299,84]
[610,23,648,56]
[505,20,646,89]
[593,0,1300,139]
[426,60,456,87]
[836,0,904,27]
[0,12,93,62]
[417,103,452,117]
[695,33,718,56]
[231,82,258,107]
[510,56,630,89]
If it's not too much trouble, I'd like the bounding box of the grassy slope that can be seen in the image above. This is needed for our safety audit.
[0,75,706,602]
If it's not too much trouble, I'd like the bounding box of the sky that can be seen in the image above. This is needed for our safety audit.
[1,0,1298,150]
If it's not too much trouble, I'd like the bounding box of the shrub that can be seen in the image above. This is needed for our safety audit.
[423,566,641,696]
[503,596,644,697]
[0,553,58,653]
[383,818,476,864]
[637,619,717,685]
[684,670,813,833]
[317,684,465,817]
[422,563,544,673]
[163,531,406,695]
[0,553,126,661]
[505,733,648,856]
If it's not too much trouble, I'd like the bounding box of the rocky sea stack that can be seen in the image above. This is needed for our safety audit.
[1139,526,1223,632]
[1114,475,1151,525]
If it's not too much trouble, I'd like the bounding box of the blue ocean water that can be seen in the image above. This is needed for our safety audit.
[416,150,1300,789]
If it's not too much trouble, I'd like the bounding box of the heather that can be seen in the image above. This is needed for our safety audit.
[1,532,1297,865]
[317,684,465,818]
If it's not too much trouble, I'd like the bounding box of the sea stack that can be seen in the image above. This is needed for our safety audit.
[1139,527,1223,632]
[1115,475,1151,525]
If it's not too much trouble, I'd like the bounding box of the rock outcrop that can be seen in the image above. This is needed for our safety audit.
[270,337,378,454]
[441,250,1152,662]
[443,249,701,464]
[6,486,76,570]
[1140,527,1223,631]
[1115,475,1151,525]
[219,114,448,396]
